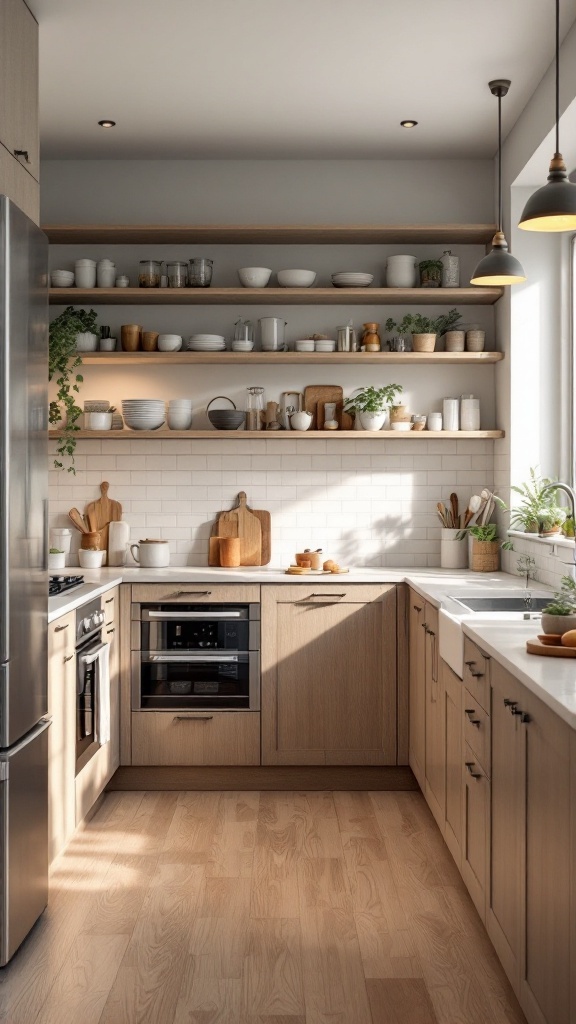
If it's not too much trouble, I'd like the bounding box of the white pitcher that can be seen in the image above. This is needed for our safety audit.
[259,317,287,351]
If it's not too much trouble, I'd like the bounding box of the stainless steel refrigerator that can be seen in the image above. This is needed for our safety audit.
[0,195,49,965]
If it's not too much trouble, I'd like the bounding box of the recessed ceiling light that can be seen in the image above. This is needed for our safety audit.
[98,119,116,128]
[400,119,418,128]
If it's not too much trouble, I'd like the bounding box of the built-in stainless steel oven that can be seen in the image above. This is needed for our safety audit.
[75,596,106,774]
[132,603,260,711]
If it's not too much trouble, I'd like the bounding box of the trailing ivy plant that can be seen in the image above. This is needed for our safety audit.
[385,307,461,337]
[49,306,97,472]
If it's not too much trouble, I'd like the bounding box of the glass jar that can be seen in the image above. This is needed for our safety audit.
[188,258,213,288]
[441,250,460,287]
[138,260,162,287]
[245,386,265,431]
[234,318,254,342]
[166,261,188,288]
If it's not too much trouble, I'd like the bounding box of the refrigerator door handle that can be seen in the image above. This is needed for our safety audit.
[0,717,51,778]
[42,499,49,572]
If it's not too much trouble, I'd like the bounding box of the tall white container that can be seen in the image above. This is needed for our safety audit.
[440,528,468,569]
[442,398,460,431]
[108,520,130,566]
[460,395,480,431]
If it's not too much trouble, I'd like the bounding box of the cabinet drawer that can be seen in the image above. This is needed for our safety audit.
[131,711,260,766]
[463,688,490,776]
[463,637,490,712]
[131,584,260,604]
[271,584,395,604]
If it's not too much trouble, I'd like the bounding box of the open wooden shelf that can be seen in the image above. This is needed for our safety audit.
[49,429,505,441]
[74,350,504,366]
[49,286,502,306]
[44,223,497,245]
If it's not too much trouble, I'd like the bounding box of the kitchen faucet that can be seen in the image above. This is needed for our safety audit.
[541,482,576,569]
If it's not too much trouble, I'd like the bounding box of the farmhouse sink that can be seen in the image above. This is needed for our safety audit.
[449,595,550,613]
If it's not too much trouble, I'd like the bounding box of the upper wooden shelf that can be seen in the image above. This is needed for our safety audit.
[49,429,505,441]
[49,286,502,306]
[43,223,497,245]
[75,351,503,366]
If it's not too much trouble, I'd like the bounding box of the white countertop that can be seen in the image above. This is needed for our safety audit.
[48,564,576,730]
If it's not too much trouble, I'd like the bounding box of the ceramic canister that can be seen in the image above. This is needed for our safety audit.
[442,398,460,431]
[108,520,131,566]
[460,395,480,431]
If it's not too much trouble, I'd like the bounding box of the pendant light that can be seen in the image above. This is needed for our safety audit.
[471,80,526,286]
[518,0,576,231]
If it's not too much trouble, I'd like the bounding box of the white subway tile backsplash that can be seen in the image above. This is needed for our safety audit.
[49,437,495,567]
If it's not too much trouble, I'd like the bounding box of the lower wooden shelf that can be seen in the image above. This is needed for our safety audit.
[49,429,505,440]
[72,350,504,366]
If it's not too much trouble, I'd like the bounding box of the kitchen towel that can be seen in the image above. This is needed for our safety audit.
[86,642,111,745]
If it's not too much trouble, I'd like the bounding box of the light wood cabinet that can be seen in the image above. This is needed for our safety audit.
[131,711,260,766]
[408,591,426,787]
[262,584,397,765]
[0,142,39,224]
[0,0,39,180]
[443,659,462,865]
[47,612,76,863]
[423,604,444,822]
[75,587,121,823]
[461,740,489,921]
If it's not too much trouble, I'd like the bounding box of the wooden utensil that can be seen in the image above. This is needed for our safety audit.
[303,385,353,430]
[84,481,123,556]
[215,492,262,566]
[68,508,89,534]
[437,501,448,527]
[245,501,271,565]
[450,492,459,527]
[208,533,221,567]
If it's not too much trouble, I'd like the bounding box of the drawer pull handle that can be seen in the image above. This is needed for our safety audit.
[521,712,531,724]
[173,715,213,722]
[471,671,484,679]
[503,698,516,706]
[511,707,523,716]
[63,654,74,663]
[413,604,422,612]
[14,149,30,163]
[422,621,428,630]
[465,660,475,667]
[106,627,115,634]
[105,597,114,604]
[171,590,212,597]
[465,761,482,779]
[54,623,69,632]
[465,710,481,727]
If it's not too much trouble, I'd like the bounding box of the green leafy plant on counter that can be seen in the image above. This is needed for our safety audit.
[49,547,64,554]
[385,308,461,337]
[463,522,513,551]
[343,383,403,414]
[543,575,576,615]
[49,306,97,473]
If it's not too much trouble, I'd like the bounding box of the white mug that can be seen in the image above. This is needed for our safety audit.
[130,539,170,567]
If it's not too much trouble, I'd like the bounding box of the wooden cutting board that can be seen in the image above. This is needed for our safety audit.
[84,481,122,556]
[215,492,262,566]
[245,501,271,565]
[303,385,353,430]
[526,638,576,658]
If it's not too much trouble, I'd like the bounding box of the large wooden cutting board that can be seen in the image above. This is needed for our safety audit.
[84,481,122,556]
[246,501,271,565]
[215,492,262,566]
[303,385,353,430]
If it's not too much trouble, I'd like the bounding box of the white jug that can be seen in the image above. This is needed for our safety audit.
[259,317,287,351]
[290,410,313,431]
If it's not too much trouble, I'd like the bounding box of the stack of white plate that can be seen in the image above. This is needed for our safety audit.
[331,272,374,288]
[187,334,226,351]
[122,399,165,430]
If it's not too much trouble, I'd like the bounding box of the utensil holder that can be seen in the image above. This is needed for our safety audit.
[470,539,500,572]
[440,528,468,569]
[219,538,241,567]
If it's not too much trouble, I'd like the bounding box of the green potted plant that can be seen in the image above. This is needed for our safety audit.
[343,383,403,431]
[385,308,461,353]
[468,523,504,572]
[47,547,66,570]
[49,306,97,472]
[419,258,443,287]
[507,468,560,533]
[541,576,576,634]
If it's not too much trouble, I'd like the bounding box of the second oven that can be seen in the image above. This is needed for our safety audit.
[131,602,260,711]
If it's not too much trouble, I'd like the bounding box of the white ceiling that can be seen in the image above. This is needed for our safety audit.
[29,0,576,161]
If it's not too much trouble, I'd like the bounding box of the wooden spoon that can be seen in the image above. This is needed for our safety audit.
[437,502,448,527]
[68,507,89,533]
[450,492,459,528]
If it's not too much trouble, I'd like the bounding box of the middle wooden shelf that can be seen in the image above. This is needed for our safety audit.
[49,286,503,306]
[73,350,504,366]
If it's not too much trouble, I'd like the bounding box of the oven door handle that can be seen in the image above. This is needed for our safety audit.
[147,654,239,663]
[144,610,246,620]
[79,642,108,666]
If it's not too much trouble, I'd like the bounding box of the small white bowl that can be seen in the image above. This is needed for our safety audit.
[169,398,193,407]
[85,412,112,430]
[295,339,315,352]
[315,341,336,352]
[99,337,117,351]
[232,341,255,352]
[78,549,105,568]
[158,334,183,351]
[390,421,413,431]
[167,410,193,430]
[277,269,316,288]
[51,270,75,286]
[237,267,272,288]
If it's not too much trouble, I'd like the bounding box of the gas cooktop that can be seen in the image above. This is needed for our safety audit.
[49,575,85,596]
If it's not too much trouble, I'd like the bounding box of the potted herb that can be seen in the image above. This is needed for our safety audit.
[537,506,566,536]
[541,576,576,635]
[49,306,97,472]
[385,308,461,353]
[47,547,66,570]
[419,258,443,288]
[344,384,403,431]
[507,468,560,533]
[468,523,502,572]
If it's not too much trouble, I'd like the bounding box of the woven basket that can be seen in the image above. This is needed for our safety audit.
[412,333,436,353]
[470,539,500,572]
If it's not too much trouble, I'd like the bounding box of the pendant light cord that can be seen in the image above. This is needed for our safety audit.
[497,92,503,232]
[555,0,560,154]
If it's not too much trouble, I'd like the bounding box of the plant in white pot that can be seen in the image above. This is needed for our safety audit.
[344,384,403,431]
[541,576,576,635]
[386,308,461,353]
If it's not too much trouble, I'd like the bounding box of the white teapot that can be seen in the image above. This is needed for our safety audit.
[290,410,313,431]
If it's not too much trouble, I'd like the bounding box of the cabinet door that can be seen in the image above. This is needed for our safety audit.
[48,612,76,862]
[424,604,444,824]
[461,741,489,921]
[443,659,462,865]
[262,584,397,765]
[520,689,571,1024]
[408,591,426,787]
[0,0,39,181]
[487,664,524,989]
[131,712,260,766]
[0,142,39,224]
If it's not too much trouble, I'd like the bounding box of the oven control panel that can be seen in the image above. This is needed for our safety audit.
[76,598,105,642]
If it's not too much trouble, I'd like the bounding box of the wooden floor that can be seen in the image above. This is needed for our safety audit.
[0,790,526,1024]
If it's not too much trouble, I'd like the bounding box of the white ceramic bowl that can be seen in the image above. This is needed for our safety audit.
[295,342,315,352]
[85,412,112,430]
[237,267,272,288]
[75,332,98,352]
[167,410,193,430]
[158,334,183,351]
[51,270,75,286]
[277,269,316,288]
[78,549,105,568]
[169,398,193,407]
[390,421,413,431]
[231,341,254,352]
[99,337,117,351]
[123,416,165,430]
